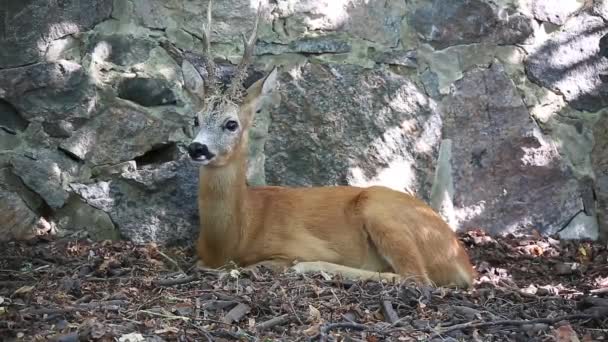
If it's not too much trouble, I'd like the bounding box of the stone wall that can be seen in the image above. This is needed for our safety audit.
[0,0,607,244]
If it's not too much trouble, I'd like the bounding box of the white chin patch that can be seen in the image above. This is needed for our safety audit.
[190,157,211,166]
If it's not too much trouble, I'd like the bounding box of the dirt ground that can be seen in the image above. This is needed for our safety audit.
[1,229,607,341]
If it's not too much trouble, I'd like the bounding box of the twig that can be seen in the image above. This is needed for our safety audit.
[319,322,379,342]
[579,296,608,308]
[256,314,291,331]
[381,300,399,324]
[155,275,199,287]
[590,288,608,295]
[138,309,190,321]
[431,313,605,338]
[157,250,184,272]
[22,300,129,316]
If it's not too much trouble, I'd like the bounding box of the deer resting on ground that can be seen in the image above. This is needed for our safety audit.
[185,1,476,288]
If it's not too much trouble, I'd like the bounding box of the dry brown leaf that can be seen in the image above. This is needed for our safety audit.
[303,323,320,336]
[308,304,321,323]
[13,285,35,296]
[555,324,580,342]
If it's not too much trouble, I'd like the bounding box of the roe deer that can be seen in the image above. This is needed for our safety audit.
[184,0,475,288]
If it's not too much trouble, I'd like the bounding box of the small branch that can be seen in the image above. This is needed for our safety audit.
[319,322,378,342]
[22,300,129,316]
[156,250,184,272]
[155,275,199,287]
[256,314,291,331]
[431,313,605,338]
[138,309,190,321]
[590,288,608,295]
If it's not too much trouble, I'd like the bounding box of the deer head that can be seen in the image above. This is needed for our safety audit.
[186,0,278,167]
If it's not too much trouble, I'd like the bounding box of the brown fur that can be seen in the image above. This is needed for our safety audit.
[193,72,476,288]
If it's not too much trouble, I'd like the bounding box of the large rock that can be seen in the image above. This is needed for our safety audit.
[86,33,158,66]
[440,63,592,236]
[60,102,187,165]
[0,100,29,133]
[409,0,534,49]
[0,0,112,68]
[0,61,101,124]
[530,0,584,25]
[0,191,40,241]
[71,156,199,244]
[592,112,608,240]
[265,63,441,198]
[525,13,608,112]
[10,149,83,209]
[53,195,119,241]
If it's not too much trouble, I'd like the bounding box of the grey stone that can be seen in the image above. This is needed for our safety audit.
[46,36,82,62]
[531,0,584,25]
[118,77,177,107]
[256,36,352,56]
[525,13,608,112]
[265,63,441,198]
[0,61,100,123]
[594,0,608,21]
[60,102,186,165]
[0,0,112,68]
[592,112,608,240]
[409,0,533,49]
[117,156,198,244]
[0,168,45,213]
[53,195,119,241]
[0,130,21,151]
[127,0,258,44]
[374,50,417,68]
[43,120,75,139]
[290,36,352,54]
[10,149,81,209]
[440,63,588,236]
[86,33,157,66]
[342,0,406,47]
[0,100,29,133]
[75,155,200,244]
[70,182,115,212]
[0,190,39,241]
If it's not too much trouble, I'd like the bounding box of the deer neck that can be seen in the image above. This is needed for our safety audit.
[198,144,249,263]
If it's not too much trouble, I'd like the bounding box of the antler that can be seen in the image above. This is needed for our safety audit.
[201,0,219,98]
[226,1,264,102]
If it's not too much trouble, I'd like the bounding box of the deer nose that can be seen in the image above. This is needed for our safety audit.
[187,142,215,160]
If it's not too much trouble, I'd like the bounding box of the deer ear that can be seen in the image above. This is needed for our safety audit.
[246,66,278,101]
[260,66,278,96]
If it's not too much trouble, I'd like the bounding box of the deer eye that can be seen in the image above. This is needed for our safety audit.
[193,116,200,127]
[224,120,239,132]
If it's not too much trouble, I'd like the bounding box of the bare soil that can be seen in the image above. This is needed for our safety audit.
[1,229,607,341]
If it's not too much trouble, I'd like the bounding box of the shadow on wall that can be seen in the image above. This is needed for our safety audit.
[264,62,442,202]
[438,6,608,239]
[524,14,608,240]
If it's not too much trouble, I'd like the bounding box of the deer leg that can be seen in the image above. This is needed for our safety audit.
[290,261,402,282]
[244,259,292,273]
[362,219,435,287]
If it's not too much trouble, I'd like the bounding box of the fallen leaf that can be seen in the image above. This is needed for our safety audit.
[308,305,321,323]
[555,324,580,342]
[154,327,179,334]
[13,285,35,296]
[303,324,320,336]
[118,332,145,342]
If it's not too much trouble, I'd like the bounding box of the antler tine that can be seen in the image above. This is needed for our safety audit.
[226,1,264,101]
[201,0,218,98]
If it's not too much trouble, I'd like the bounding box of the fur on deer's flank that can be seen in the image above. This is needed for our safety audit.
[186,0,476,288]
